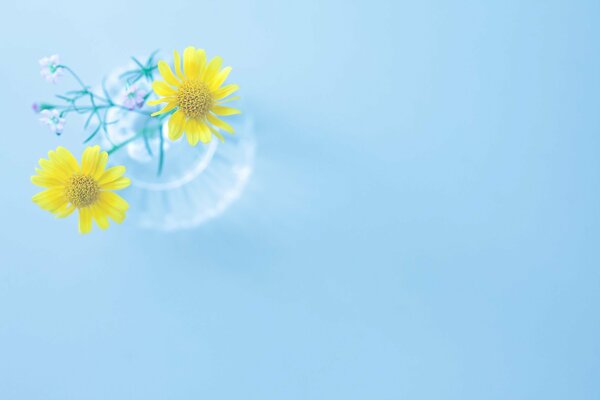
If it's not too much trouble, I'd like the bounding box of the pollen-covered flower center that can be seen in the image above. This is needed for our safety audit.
[177,80,213,118]
[65,174,100,208]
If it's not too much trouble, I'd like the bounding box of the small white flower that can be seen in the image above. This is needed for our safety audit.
[39,54,62,83]
[40,109,66,135]
[121,84,147,110]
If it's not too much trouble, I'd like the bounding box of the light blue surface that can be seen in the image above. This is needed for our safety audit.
[1,1,599,398]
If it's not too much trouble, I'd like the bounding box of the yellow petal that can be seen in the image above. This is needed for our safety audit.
[196,49,207,77]
[81,145,101,176]
[202,56,223,83]
[217,95,240,104]
[185,132,195,146]
[158,60,181,87]
[78,207,93,234]
[152,81,177,97]
[186,119,199,146]
[100,177,131,190]
[32,188,67,212]
[198,121,212,143]
[80,145,108,178]
[151,101,177,117]
[54,203,75,218]
[183,46,200,80]
[50,147,80,175]
[207,113,235,134]
[212,105,240,116]
[168,110,186,140]
[91,204,110,230]
[38,159,69,182]
[173,50,184,80]
[98,166,126,186]
[208,125,225,142]
[47,150,71,177]
[213,84,239,100]
[92,150,108,180]
[32,188,59,204]
[96,196,126,224]
[99,191,129,212]
[31,174,64,188]
[210,66,232,90]
[57,147,80,171]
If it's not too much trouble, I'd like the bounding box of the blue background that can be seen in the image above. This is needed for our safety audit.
[1,0,599,398]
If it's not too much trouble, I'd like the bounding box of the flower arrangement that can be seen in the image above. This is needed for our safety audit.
[31,47,240,234]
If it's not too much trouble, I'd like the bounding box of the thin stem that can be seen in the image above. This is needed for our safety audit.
[58,65,87,88]
[157,124,165,176]
[112,104,152,116]
[106,124,159,155]
[107,131,145,155]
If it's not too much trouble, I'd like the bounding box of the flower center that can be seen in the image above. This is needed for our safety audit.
[65,174,100,208]
[177,80,213,119]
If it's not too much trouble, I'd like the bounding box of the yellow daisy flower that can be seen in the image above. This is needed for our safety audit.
[148,46,241,146]
[31,146,131,234]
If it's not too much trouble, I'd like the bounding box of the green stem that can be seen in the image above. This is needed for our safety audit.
[58,65,86,88]
[106,125,158,155]
[157,124,165,176]
[107,132,144,155]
